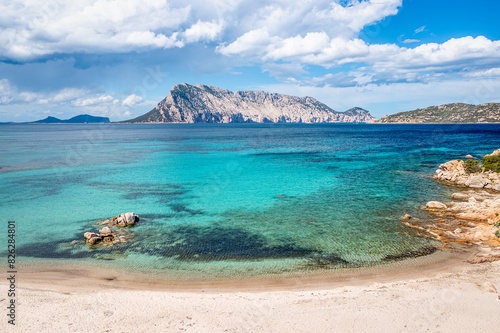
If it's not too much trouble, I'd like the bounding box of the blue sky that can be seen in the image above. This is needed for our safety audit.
[1,0,500,121]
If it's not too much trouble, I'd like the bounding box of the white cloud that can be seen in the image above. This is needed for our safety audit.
[73,94,116,107]
[415,25,426,34]
[122,94,143,107]
[0,79,14,104]
[184,20,224,43]
[0,0,404,60]
[217,28,276,56]
[402,39,420,44]
[264,32,330,61]
[0,0,192,58]
[0,78,147,120]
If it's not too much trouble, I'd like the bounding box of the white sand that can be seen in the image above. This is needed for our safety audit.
[2,259,499,333]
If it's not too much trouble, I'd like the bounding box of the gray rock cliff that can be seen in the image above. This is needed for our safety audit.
[125,83,376,123]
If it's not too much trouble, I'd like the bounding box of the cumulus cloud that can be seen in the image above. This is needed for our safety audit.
[121,94,143,107]
[0,79,143,113]
[0,0,192,59]
[0,0,404,60]
[184,20,224,43]
[1,0,500,113]
[217,28,276,57]
[73,94,117,107]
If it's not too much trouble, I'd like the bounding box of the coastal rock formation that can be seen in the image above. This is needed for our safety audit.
[402,190,500,262]
[402,150,500,263]
[376,102,500,123]
[124,83,376,123]
[83,212,139,245]
[434,158,500,191]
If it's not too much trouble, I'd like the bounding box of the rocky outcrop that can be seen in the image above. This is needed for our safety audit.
[376,102,500,123]
[401,150,500,263]
[402,190,500,263]
[83,212,139,246]
[433,155,500,191]
[124,83,376,123]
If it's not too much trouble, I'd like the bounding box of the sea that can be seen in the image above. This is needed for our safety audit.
[1,123,499,280]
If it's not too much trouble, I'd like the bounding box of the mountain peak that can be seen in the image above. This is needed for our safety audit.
[125,84,376,123]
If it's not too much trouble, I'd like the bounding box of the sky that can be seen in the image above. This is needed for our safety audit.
[1,0,500,122]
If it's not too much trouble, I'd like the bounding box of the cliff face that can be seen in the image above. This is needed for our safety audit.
[377,103,500,123]
[126,83,376,123]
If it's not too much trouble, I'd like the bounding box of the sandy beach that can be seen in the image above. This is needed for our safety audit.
[2,247,499,333]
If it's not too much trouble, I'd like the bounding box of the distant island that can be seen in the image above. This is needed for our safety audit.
[376,103,500,123]
[26,114,110,124]
[123,83,376,123]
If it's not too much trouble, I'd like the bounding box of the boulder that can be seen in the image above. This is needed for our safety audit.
[451,192,469,201]
[84,232,99,240]
[426,201,447,209]
[465,175,489,188]
[99,226,112,235]
[464,154,476,159]
[87,236,102,245]
[122,212,137,225]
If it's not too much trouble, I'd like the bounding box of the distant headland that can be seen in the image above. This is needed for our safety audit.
[0,114,110,124]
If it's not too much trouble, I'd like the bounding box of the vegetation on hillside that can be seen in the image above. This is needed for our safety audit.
[464,155,500,174]
[378,103,500,123]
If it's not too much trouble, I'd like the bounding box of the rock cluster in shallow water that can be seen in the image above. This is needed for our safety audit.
[83,212,139,245]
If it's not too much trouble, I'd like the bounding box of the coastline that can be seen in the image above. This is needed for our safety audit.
[1,244,477,292]
[3,246,500,332]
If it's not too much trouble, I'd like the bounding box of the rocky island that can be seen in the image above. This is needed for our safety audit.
[124,83,376,123]
[377,102,500,123]
[402,149,500,263]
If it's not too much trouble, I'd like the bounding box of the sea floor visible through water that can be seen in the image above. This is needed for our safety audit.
[1,123,500,280]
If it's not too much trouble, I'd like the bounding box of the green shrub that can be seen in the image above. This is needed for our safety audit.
[482,155,500,173]
[496,230,500,238]
[464,159,482,174]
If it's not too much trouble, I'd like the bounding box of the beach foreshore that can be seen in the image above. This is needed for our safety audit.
[2,247,500,332]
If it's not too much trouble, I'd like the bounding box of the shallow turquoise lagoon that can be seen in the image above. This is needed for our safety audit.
[1,123,500,278]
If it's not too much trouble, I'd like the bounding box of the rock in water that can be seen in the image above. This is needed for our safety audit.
[122,212,136,225]
[99,227,112,235]
[426,201,447,209]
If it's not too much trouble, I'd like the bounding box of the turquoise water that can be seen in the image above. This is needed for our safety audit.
[1,123,500,279]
